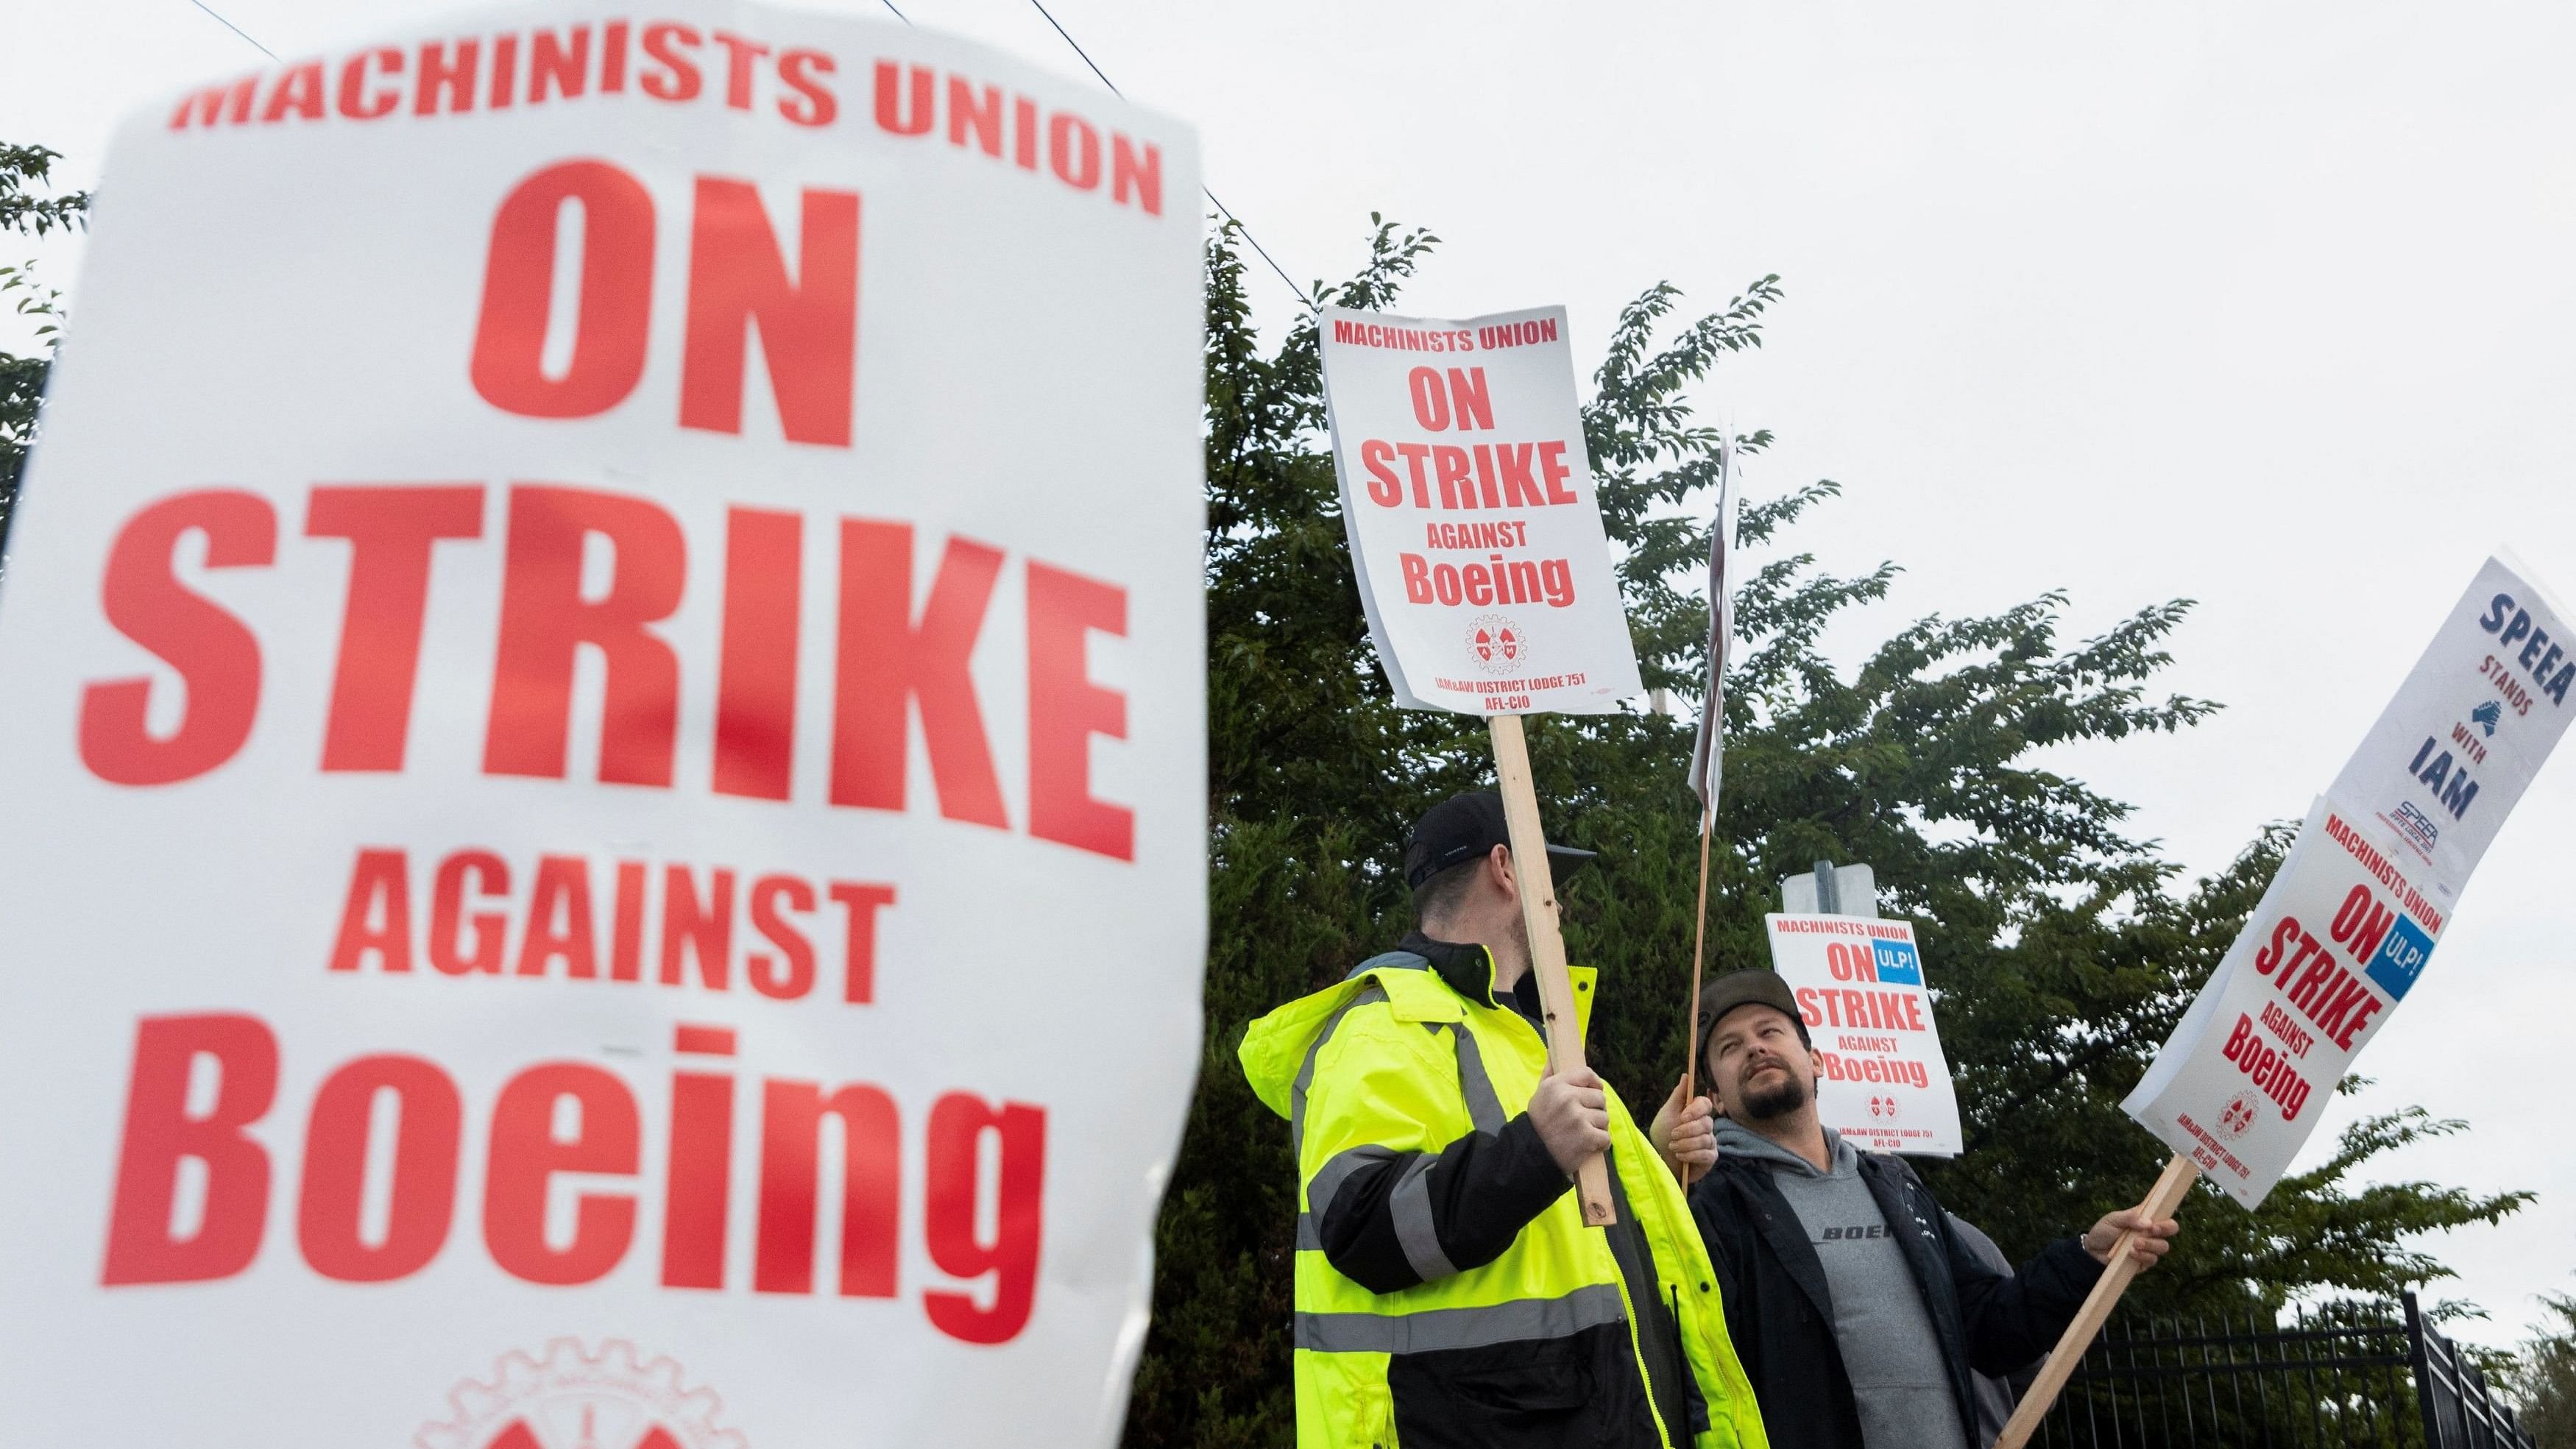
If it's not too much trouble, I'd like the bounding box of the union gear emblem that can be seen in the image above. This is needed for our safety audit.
[416,1339,746,1449]
[1465,613,1526,675]
[2218,1093,2259,1139]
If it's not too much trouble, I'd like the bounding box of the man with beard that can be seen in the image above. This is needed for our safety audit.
[1659,969,2178,1449]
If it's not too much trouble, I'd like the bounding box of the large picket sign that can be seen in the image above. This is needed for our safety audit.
[1318,305,1643,714]
[0,5,1204,1444]
[2123,553,2572,1207]
[1764,915,1964,1156]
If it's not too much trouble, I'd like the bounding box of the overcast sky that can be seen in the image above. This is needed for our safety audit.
[7,0,2575,1346]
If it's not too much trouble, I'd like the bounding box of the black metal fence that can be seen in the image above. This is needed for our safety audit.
[2408,1295,2541,1449]
[2025,1292,2533,1449]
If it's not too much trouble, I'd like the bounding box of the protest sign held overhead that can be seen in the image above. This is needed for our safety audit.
[2324,553,2576,908]
[1765,915,1964,1156]
[2122,798,2441,1206]
[2122,553,2574,1208]
[0,4,1205,1445]
[1319,305,1643,715]
[1317,305,1642,1222]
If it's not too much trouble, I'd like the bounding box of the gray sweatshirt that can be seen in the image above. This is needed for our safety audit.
[1716,1119,1969,1449]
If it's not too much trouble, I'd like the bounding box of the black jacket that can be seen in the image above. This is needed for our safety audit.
[1687,1144,2101,1448]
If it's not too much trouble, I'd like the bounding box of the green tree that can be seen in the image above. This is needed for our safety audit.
[1121,219,2530,1446]
[2500,1289,2576,1448]
[1,142,88,552]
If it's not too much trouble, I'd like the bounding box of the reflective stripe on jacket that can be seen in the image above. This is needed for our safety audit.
[1239,940,1769,1449]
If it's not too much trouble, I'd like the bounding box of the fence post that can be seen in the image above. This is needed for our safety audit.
[2405,1291,2446,1449]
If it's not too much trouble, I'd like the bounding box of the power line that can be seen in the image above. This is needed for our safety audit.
[1203,185,1309,309]
[188,0,278,61]
[1026,0,1121,96]
[1021,0,1307,307]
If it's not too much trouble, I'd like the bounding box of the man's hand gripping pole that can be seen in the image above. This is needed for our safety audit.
[1992,1152,2199,1449]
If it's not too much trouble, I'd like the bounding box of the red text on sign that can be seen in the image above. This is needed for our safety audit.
[2220,1012,2313,1122]
[470,160,857,446]
[1795,986,1927,1033]
[871,60,1162,215]
[171,21,842,132]
[1398,553,1575,610]
[1406,368,1494,432]
[1811,1052,1930,1088]
[1358,439,1577,511]
[77,485,1137,862]
[99,1015,1046,1344]
[327,846,896,1004]
[2248,901,2388,1052]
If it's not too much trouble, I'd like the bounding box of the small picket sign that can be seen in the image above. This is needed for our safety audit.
[1319,304,1645,1222]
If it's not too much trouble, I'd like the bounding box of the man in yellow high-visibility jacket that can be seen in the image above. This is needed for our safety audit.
[1239,790,1769,1449]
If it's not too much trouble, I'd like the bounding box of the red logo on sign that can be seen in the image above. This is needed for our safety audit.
[2218,1094,2258,1139]
[417,1340,744,1449]
[1465,613,1526,675]
[1867,1094,1900,1121]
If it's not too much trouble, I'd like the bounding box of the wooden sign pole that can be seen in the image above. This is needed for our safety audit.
[1680,801,1715,1185]
[1488,712,1618,1227]
[1992,1152,2200,1449]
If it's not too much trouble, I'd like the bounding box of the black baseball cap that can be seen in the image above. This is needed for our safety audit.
[1695,969,1811,1061]
[1404,790,1598,890]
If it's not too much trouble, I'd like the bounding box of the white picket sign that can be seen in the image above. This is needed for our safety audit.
[1318,305,1643,715]
[2125,553,2573,1206]
[0,6,1206,1444]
